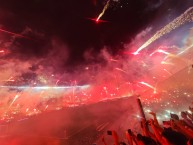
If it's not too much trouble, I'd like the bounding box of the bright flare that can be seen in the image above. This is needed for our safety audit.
[134,6,193,54]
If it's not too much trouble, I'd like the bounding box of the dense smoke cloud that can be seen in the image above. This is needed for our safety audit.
[0,1,192,144]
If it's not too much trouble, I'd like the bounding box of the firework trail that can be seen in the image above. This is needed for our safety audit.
[139,82,156,90]
[157,49,171,55]
[0,28,31,39]
[115,68,128,74]
[164,69,172,75]
[161,61,174,65]
[96,0,111,22]
[134,6,193,54]
[149,51,157,56]
[9,94,20,109]
[178,44,193,55]
[3,76,15,82]
[150,46,178,56]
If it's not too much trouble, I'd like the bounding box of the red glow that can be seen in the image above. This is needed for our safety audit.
[95,19,99,24]
[123,51,140,56]
[86,17,108,23]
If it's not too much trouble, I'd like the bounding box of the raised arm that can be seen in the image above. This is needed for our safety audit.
[149,112,159,126]
[149,119,163,144]
[101,136,108,145]
[125,130,133,145]
[175,120,193,139]
[112,130,119,145]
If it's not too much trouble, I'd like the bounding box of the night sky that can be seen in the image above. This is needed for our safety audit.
[0,0,192,66]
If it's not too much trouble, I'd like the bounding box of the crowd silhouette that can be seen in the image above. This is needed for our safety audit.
[101,102,193,145]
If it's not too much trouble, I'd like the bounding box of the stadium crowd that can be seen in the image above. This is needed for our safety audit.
[101,104,193,145]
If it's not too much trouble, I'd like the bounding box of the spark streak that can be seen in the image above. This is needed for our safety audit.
[149,51,157,56]
[161,61,174,65]
[164,69,172,75]
[134,7,193,54]
[150,46,177,56]
[115,68,128,74]
[96,0,111,22]
[139,82,156,90]
[157,49,171,55]
[0,28,30,39]
[177,44,193,55]
[4,77,15,82]
[9,94,20,109]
